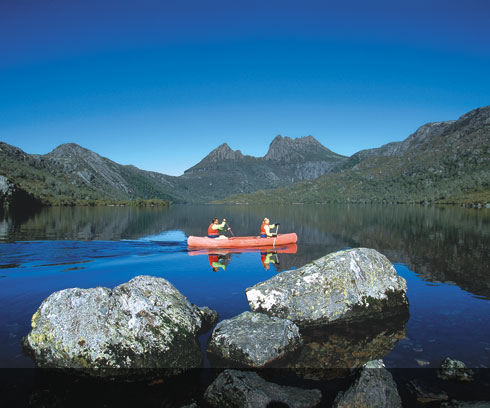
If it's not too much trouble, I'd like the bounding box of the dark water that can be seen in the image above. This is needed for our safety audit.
[1,204,490,405]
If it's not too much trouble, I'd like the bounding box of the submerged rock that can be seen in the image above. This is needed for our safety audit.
[439,357,475,382]
[23,275,216,376]
[246,248,408,327]
[207,311,302,367]
[204,369,322,408]
[333,360,401,407]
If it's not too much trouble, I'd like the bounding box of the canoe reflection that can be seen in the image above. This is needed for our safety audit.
[188,244,298,271]
[208,253,231,272]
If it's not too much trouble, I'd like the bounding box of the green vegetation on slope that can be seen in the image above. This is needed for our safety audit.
[0,146,172,207]
[215,107,490,206]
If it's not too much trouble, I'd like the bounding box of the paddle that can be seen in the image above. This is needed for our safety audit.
[226,222,235,237]
[273,223,279,248]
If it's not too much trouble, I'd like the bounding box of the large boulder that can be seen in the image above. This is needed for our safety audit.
[246,248,408,327]
[23,275,216,376]
[204,369,322,408]
[207,311,302,367]
[333,360,402,408]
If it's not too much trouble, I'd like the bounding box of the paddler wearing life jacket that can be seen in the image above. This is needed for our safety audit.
[208,217,230,239]
[260,218,279,238]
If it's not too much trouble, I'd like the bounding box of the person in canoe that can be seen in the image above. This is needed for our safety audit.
[208,217,231,239]
[260,218,279,238]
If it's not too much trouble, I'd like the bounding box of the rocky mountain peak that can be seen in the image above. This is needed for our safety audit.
[48,143,90,158]
[202,143,244,162]
[264,135,332,161]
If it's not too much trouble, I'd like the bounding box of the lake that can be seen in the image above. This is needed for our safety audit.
[1,204,489,405]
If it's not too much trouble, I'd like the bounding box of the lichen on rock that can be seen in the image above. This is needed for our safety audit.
[246,248,408,327]
[207,311,302,367]
[23,275,216,376]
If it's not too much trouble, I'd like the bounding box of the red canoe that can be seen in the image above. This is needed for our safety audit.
[187,233,298,248]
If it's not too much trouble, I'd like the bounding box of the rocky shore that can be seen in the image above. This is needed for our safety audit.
[21,247,488,406]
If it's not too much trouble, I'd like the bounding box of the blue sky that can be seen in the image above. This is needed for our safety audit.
[1,1,489,176]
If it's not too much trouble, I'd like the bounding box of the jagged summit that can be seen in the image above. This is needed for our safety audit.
[265,135,343,162]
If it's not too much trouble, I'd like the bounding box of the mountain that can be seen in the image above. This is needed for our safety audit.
[0,142,185,205]
[2,106,488,207]
[216,106,490,205]
[0,135,346,205]
[179,135,347,202]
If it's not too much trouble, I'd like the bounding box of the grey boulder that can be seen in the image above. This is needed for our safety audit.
[333,360,401,408]
[207,311,302,367]
[23,275,215,375]
[439,357,475,381]
[246,248,408,327]
[204,369,322,408]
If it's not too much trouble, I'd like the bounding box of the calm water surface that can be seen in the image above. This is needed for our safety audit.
[1,204,489,375]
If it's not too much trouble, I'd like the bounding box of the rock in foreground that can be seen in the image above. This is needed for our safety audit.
[333,360,401,408]
[246,248,408,327]
[23,275,215,375]
[207,311,302,367]
[204,369,322,408]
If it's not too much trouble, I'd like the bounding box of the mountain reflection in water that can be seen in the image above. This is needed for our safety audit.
[2,204,488,298]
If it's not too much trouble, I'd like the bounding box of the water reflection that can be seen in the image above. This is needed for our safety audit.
[187,244,298,272]
[208,253,231,271]
[280,312,409,379]
[1,204,489,298]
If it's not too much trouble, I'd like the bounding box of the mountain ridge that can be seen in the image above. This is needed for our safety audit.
[216,106,490,205]
[1,105,489,207]
[0,134,346,205]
